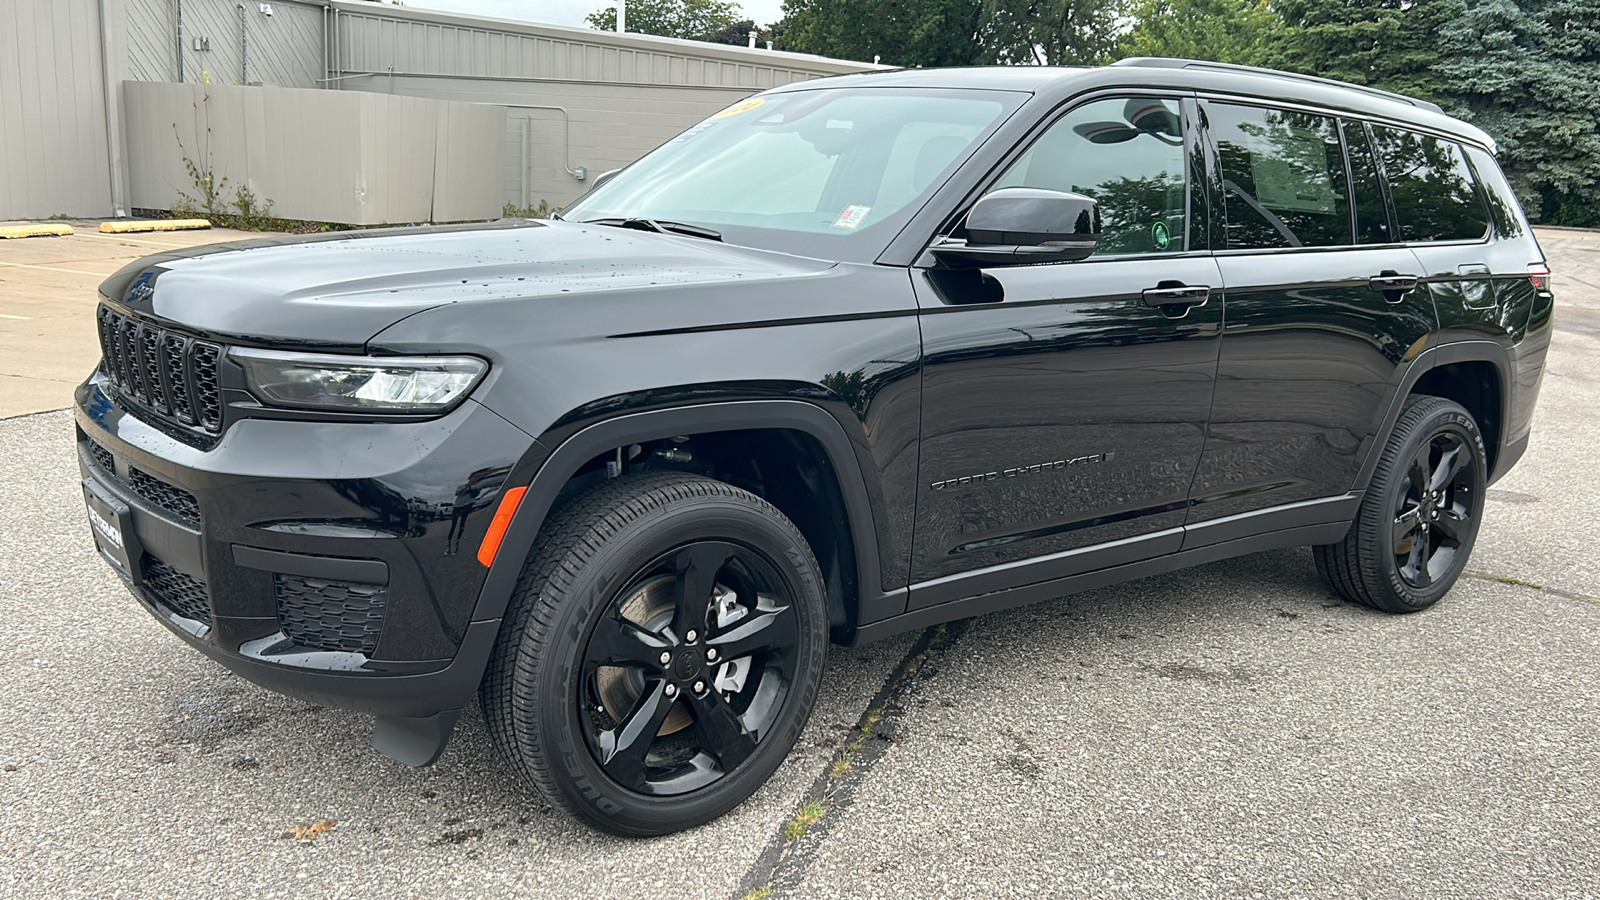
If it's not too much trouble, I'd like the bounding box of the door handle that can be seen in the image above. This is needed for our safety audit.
[1369,271,1420,301]
[1142,283,1211,310]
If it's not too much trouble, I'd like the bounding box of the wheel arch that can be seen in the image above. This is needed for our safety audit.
[1354,340,1513,492]
[468,400,887,643]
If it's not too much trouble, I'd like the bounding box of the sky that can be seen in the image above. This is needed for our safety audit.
[400,0,789,29]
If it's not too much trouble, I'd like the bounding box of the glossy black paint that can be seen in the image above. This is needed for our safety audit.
[74,62,1549,760]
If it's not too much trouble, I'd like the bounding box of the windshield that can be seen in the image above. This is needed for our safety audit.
[561,87,1026,262]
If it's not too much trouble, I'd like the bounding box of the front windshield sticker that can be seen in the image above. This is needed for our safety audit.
[711,97,765,120]
[669,120,718,145]
[832,205,872,230]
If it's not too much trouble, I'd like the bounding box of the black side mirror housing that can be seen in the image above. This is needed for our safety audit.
[931,188,1100,268]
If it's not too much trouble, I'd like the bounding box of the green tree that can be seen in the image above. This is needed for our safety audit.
[1266,0,1451,101]
[1433,0,1600,225]
[586,0,742,41]
[977,0,1122,65]
[775,0,984,67]
[1118,0,1283,66]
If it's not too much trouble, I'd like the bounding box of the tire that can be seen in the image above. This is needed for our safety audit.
[1314,394,1488,613]
[479,471,829,836]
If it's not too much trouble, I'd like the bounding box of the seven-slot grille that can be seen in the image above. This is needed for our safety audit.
[97,305,223,433]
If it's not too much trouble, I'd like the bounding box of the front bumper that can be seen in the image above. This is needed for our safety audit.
[74,372,535,719]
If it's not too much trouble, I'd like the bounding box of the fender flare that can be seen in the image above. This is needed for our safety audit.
[466,399,890,629]
[1352,339,1514,492]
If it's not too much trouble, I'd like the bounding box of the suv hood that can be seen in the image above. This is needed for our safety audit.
[100,220,834,349]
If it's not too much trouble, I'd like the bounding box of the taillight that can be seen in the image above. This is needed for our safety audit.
[1529,263,1550,291]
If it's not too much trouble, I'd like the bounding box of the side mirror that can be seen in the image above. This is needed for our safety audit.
[589,168,623,191]
[930,188,1100,268]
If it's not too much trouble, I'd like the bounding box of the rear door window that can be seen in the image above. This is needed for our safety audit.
[1370,126,1489,242]
[1209,103,1352,250]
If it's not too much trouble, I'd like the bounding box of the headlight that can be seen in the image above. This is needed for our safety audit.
[231,348,487,413]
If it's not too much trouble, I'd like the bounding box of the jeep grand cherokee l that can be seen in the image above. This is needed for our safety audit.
[76,59,1553,835]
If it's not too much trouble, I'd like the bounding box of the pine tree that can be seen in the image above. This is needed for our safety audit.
[1434,0,1600,224]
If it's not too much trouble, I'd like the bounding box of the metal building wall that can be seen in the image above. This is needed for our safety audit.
[125,0,324,88]
[327,2,877,210]
[0,0,116,219]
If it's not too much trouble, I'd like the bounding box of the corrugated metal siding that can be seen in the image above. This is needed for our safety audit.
[0,0,114,218]
[335,10,828,90]
[124,0,323,88]
[126,0,177,82]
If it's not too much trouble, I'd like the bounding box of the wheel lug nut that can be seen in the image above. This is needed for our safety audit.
[694,680,706,694]
[659,651,671,665]
[686,630,698,643]
[665,684,678,697]
[706,648,718,661]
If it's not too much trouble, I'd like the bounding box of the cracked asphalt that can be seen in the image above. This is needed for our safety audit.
[2,228,1598,898]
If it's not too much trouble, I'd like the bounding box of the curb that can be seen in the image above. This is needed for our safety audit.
[99,219,211,234]
[0,223,74,239]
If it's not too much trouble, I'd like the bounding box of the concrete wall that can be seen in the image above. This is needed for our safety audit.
[123,81,504,224]
[0,0,116,219]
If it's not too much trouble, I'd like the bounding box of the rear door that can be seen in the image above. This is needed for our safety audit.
[1191,103,1435,537]
[908,94,1223,606]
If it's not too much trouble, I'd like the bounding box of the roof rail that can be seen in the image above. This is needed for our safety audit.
[1110,57,1445,114]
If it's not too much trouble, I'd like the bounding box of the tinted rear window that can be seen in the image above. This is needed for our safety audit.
[1370,127,1488,242]
[1463,145,1527,239]
[1210,103,1352,250]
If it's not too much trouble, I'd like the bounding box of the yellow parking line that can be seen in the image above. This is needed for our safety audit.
[0,312,32,320]
[0,260,111,277]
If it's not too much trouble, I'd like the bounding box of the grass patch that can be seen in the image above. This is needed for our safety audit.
[783,800,829,841]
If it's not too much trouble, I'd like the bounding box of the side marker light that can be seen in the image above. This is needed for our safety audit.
[477,486,527,568]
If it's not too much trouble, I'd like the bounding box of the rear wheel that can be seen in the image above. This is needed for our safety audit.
[1315,395,1487,613]
[480,471,828,836]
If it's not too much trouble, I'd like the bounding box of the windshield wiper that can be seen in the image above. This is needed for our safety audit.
[581,217,723,242]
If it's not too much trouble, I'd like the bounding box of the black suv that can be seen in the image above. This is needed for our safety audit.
[77,60,1553,835]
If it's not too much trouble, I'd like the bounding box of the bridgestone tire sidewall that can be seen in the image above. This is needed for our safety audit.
[519,484,828,835]
[1368,402,1488,610]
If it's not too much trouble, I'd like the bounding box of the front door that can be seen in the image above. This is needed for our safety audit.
[908,95,1222,608]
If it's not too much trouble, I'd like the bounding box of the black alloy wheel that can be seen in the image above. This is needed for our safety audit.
[581,541,801,796]
[1315,394,1487,613]
[1391,430,1477,590]
[480,471,828,836]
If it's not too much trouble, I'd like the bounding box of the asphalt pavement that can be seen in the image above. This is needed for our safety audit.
[1,229,1597,898]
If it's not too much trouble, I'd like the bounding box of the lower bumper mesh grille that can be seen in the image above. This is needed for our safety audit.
[142,556,212,626]
[126,467,201,526]
[275,575,387,655]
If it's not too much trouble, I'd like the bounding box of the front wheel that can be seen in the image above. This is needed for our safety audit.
[480,472,829,836]
[1315,395,1488,613]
